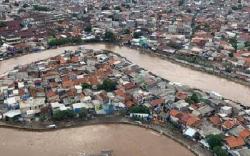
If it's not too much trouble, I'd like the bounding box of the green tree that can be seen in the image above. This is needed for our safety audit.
[97,79,117,92]
[53,110,75,121]
[22,3,30,8]
[123,28,130,34]
[84,25,92,33]
[33,5,51,11]
[104,30,116,42]
[48,37,82,46]
[245,41,250,47]
[82,83,92,90]
[228,52,234,58]
[229,35,238,52]
[129,105,150,114]
[178,0,185,6]
[79,108,88,120]
[0,21,7,27]
[114,6,121,11]
[133,31,143,38]
[190,93,200,103]
[212,146,228,156]
[206,134,224,149]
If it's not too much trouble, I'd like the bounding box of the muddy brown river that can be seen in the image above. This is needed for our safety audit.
[0,43,250,106]
[0,124,195,156]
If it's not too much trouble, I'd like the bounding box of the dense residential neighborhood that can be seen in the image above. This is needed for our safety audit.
[0,47,250,156]
[0,0,250,83]
[1,0,250,156]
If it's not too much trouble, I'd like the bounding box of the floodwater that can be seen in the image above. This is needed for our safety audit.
[0,124,195,156]
[0,43,250,106]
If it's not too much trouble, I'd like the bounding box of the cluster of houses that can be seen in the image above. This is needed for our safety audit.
[1,0,250,81]
[0,47,250,155]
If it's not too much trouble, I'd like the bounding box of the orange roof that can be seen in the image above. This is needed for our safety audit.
[239,129,250,139]
[150,98,164,107]
[186,116,200,127]
[62,80,74,88]
[123,82,136,90]
[71,56,79,63]
[176,91,188,100]
[125,101,134,108]
[225,136,245,149]
[209,115,222,126]
[115,89,126,97]
[169,109,181,117]
[223,119,239,129]
[46,91,57,97]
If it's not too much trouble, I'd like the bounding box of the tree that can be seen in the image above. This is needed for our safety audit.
[229,35,238,53]
[101,5,110,10]
[206,134,224,149]
[22,3,30,8]
[114,6,121,11]
[103,30,116,42]
[84,25,92,33]
[82,83,92,90]
[53,110,75,121]
[245,41,250,47]
[178,0,185,6]
[133,31,143,38]
[79,108,88,120]
[186,93,200,104]
[97,79,117,92]
[0,21,7,27]
[190,93,200,103]
[48,37,82,47]
[129,105,150,114]
[33,5,51,11]
[228,52,234,58]
[212,146,228,156]
[123,28,130,34]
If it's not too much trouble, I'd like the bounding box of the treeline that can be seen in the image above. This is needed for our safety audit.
[33,5,53,11]
[48,37,82,47]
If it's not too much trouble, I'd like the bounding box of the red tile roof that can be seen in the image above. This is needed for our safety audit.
[225,136,245,149]
[239,129,250,139]
[223,119,240,130]
[209,115,222,126]
[150,98,165,107]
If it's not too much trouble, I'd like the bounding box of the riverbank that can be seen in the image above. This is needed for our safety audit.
[125,44,250,88]
[0,116,211,156]
[1,42,250,88]
[1,43,250,106]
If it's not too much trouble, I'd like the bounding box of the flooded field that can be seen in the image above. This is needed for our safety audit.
[0,124,194,156]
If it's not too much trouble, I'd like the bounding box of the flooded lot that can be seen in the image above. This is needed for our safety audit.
[0,124,194,156]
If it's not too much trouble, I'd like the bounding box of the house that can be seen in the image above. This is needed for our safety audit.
[225,136,245,149]
[222,119,240,130]
[50,102,68,112]
[238,149,250,156]
[172,100,189,111]
[228,125,246,137]
[46,91,59,103]
[150,98,165,107]
[3,110,22,120]
[72,103,93,113]
[220,106,233,116]
[19,98,46,116]
[198,120,222,138]
[169,109,183,123]
[196,105,215,117]
[183,127,198,140]
[209,115,222,127]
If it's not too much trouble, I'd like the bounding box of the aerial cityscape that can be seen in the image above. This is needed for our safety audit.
[0,0,250,156]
